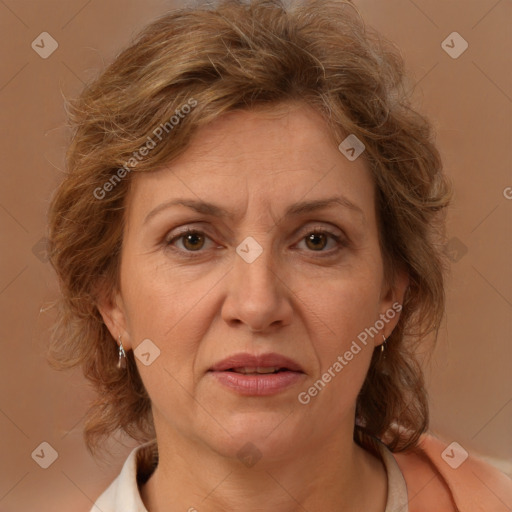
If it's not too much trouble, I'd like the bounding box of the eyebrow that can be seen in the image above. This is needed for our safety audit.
[143,195,365,225]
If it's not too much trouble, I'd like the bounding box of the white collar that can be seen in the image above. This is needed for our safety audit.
[377,439,409,511]
[90,440,156,512]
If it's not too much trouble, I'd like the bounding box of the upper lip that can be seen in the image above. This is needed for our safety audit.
[209,352,304,372]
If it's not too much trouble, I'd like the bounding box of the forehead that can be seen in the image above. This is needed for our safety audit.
[127,102,375,224]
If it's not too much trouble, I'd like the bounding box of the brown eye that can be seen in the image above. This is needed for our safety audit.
[296,229,344,255]
[166,229,212,253]
[305,232,329,251]
[181,232,205,251]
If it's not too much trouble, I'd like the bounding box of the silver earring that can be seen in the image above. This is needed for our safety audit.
[117,336,127,369]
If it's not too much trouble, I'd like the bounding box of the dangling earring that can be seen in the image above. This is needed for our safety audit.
[117,335,127,369]
[379,334,387,363]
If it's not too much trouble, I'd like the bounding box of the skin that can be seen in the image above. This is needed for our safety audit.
[99,101,409,512]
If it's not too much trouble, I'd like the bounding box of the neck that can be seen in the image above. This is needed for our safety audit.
[140,422,387,512]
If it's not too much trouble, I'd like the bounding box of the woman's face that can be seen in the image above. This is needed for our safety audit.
[101,102,407,462]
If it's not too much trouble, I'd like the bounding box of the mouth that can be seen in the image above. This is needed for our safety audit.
[224,366,291,374]
[208,353,305,396]
[209,352,304,373]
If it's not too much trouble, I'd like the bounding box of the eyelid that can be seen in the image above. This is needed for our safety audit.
[296,223,343,238]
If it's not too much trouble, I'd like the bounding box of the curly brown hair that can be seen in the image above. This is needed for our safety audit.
[47,0,452,457]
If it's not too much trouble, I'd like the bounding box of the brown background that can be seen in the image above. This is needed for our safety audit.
[0,0,510,510]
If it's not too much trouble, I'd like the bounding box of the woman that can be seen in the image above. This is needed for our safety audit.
[47,0,512,510]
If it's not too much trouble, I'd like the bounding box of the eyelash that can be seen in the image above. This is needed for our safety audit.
[165,227,347,258]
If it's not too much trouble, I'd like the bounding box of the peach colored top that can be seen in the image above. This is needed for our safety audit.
[393,433,512,511]
[90,433,512,511]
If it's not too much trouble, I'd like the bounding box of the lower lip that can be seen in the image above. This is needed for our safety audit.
[209,370,304,396]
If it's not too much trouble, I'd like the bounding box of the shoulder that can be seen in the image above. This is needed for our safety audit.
[392,432,512,512]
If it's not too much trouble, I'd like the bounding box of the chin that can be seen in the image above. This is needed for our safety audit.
[200,409,308,465]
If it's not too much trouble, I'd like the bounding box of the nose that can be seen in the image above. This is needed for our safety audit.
[221,242,293,334]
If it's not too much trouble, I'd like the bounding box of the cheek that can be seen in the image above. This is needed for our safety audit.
[297,260,384,409]
[121,255,185,331]
[120,255,218,366]
[123,275,173,337]
[302,276,382,411]
[306,261,384,349]
[307,286,378,391]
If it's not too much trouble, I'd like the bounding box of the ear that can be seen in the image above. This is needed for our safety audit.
[96,281,133,350]
[376,266,409,344]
